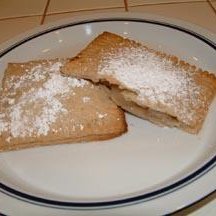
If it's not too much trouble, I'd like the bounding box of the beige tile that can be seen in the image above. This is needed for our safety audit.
[44,8,125,23]
[129,2,216,33]
[0,0,47,19]
[128,0,205,6]
[47,0,124,14]
[0,16,41,44]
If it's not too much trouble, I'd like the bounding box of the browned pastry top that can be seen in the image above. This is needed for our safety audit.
[0,59,126,151]
[62,32,216,132]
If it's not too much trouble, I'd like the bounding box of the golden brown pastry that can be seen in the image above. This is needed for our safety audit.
[61,32,216,133]
[0,59,127,152]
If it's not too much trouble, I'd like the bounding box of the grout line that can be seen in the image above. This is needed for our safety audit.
[128,0,206,8]
[0,4,124,22]
[0,14,42,21]
[45,6,125,16]
[207,0,216,14]
[40,0,51,24]
[124,0,129,11]
[0,0,211,22]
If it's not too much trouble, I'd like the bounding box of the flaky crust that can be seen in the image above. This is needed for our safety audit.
[0,59,127,152]
[61,31,216,134]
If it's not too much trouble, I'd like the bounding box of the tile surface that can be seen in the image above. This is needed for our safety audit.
[0,16,41,44]
[129,2,216,33]
[0,0,46,19]
[128,0,205,6]
[44,8,125,23]
[47,0,124,14]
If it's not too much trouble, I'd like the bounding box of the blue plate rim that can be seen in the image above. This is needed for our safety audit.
[0,17,215,210]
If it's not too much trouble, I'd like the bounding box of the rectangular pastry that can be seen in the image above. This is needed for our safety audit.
[0,59,127,152]
[61,32,216,134]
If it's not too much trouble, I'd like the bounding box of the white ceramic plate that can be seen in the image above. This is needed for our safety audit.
[0,13,215,215]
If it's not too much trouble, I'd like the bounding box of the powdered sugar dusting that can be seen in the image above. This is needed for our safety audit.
[0,60,88,141]
[99,46,203,124]
[96,112,108,119]
[0,113,8,133]
[6,64,47,90]
[82,96,91,103]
